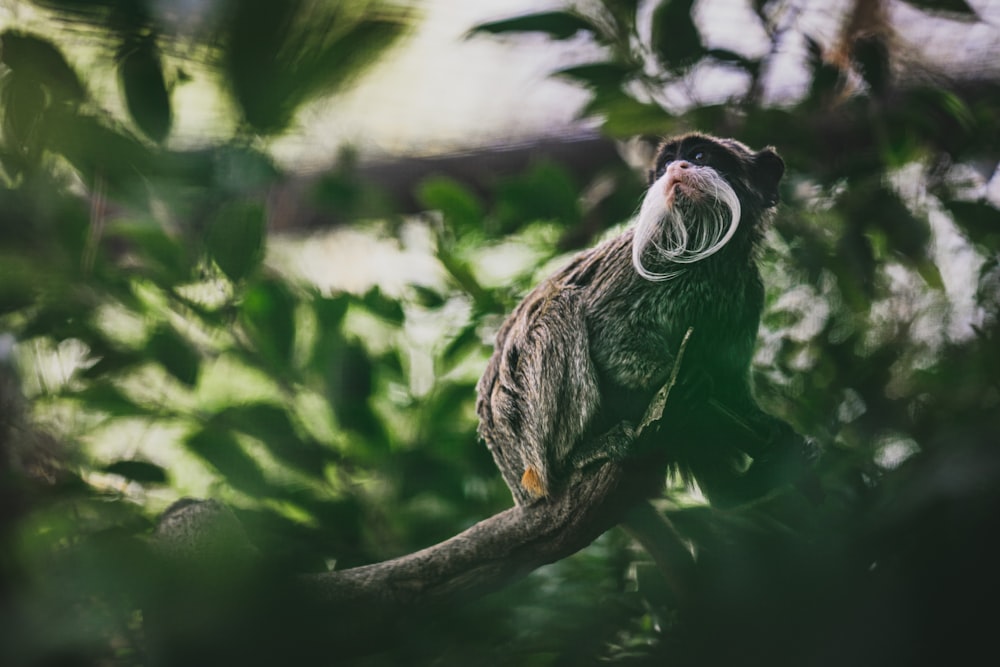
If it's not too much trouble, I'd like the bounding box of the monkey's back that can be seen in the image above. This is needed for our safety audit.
[476,226,764,503]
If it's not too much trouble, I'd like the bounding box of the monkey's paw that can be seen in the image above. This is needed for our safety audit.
[570,420,637,470]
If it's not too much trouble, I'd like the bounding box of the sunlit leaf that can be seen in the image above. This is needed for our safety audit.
[915,259,945,290]
[186,426,269,496]
[213,402,337,476]
[79,348,145,380]
[67,383,154,418]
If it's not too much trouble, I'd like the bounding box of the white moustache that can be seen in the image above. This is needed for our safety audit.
[631,166,742,281]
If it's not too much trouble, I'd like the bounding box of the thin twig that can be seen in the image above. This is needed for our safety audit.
[637,326,694,436]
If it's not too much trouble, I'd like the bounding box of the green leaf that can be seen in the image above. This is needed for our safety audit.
[898,0,978,18]
[417,176,484,232]
[326,341,382,439]
[79,348,146,380]
[706,49,758,74]
[147,325,200,387]
[842,183,931,265]
[442,322,483,368]
[411,284,446,309]
[67,383,154,418]
[312,293,350,331]
[0,254,40,315]
[103,460,169,484]
[943,200,1000,247]
[494,161,580,231]
[915,259,945,290]
[604,0,641,24]
[206,200,266,282]
[650,0,703,70]
[355,286,404,324]
[118,35,172,143]
[213,402,337,476]
[581,88,671,136]
[186,427,269,496]
[41,108,154,201]
[554,62,635,90]
[224,0,409,134]
[0,31,85,102]
[470,11,598,40]
[2,73,46,152]
[241,278,297,367]
[106,220,190,285]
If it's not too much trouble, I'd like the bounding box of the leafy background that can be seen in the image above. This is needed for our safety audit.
[1,0,999,665]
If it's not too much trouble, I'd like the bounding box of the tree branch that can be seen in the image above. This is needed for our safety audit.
[304,451,667,614]
[150,332,697,652]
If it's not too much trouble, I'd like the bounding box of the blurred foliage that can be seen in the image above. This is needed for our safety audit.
[1,0,1000,665]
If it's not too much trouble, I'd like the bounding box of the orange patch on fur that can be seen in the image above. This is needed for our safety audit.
[521,466,548,498]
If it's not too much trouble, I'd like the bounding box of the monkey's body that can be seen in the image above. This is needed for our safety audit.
[477,133,803,506]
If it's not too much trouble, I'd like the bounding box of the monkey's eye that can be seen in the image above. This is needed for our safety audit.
[690,150,707,163]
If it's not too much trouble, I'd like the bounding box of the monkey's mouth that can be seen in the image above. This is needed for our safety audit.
[664,179,706,209]
[665,181,705,210]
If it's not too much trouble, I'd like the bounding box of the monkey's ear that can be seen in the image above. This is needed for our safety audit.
[752,148,785,207]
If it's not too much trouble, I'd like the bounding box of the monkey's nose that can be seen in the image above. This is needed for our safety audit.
[667,160,692,175]
[663,161,692,200]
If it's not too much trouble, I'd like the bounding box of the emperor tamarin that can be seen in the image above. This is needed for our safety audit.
[476,132,812,507]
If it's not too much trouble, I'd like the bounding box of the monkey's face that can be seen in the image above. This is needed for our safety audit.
[632,133,784,282]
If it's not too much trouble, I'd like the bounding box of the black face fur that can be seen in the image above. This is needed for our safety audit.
[648,133,785,209]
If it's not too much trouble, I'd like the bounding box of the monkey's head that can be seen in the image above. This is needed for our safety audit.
[632,133,785,281]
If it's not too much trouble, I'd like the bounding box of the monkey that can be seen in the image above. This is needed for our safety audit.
[476,132,816,508]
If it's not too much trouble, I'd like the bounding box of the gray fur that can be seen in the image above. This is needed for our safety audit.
[476,133,790,505]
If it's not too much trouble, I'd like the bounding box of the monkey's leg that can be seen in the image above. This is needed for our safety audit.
[481,286,602,502]
[571,327,694,470]
[569,420,637,470]
[707,397,823,503]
